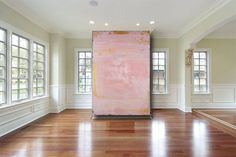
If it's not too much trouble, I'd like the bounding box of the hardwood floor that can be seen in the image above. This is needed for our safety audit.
[196,109,236,126]
[0,109,236,157]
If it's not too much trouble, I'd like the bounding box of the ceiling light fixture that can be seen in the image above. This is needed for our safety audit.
[136,23,140,26]
[89,20,95,24]
[89,0,98,7]
[105,23,109,26]
[149,21,155,25]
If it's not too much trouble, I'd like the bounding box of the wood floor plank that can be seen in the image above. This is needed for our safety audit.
[0,109,236,157]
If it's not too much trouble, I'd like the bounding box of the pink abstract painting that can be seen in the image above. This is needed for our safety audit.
[92,31,150,115]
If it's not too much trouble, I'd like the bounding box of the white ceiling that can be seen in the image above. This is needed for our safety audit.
[206,19,236,39]
[1,0,226,38]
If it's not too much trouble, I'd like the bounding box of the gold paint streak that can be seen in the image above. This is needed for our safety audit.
[93,63,97,96]
[112,31,129,35]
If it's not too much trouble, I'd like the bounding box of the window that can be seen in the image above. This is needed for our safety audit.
[33,42,46,97]
[152,49,167,94]
[11,34,30,101]
[0,28,7,104]
[77,50,92,94]
[193,50,209,93]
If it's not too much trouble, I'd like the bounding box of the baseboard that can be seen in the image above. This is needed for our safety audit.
[0,111,49,139]
[193,110,236,137]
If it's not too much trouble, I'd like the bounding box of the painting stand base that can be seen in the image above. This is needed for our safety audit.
[92,114,152,120]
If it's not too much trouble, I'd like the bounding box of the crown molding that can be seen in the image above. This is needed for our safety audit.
[1,0,51,33]
[205,35,236,39]
[179,0,232,37]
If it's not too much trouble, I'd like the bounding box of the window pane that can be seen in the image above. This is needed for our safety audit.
[194,59,199,65]
[37,88,44,95]
[200,52,206,58]
[33,42,46,97]
[0,54,5,66]
[0,92,5,104]
[33,52,37,60]
[86,79,91,85]
[159,53,165,58]
[33,88,37,96]
[78,51,92,93]
[12,34,18,46]
[37,62,44,70]
[79,53,85,58]
[12,79,18,89]
[37,45,44,54]
[19,48,28,58]
[12,68,18,78]
[153,66,158,70]
[79,59,85,65]
[33,79,37,87]
[38,79,44,87]
[153,59,158,65]
[0,67,5,79]
[12,57,18,67]
[193,51,208,93]
[20,38,28,49]
[19,59,28,68]
[37,71,44,78]
[200,59,206,65]
[37,53,44,62]
[19,69,28,78]
[0,29,6,42]
[152,50,167,94]
[33,43,37,51]
[0,42,6,54]
[12,90,18,101]
[19,89,28,99]
[86,59,91,66]
[86,52,91,58]
[153,53,158,58]
[0,80,5,91]
[19,79,28,88]
[12,46,18,56]
[194,53,199,58]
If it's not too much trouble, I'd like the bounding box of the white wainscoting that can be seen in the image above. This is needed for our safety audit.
[50,85,67,113]
[0,97,50,137]
[192,84,236,108]
[66,84,185,110]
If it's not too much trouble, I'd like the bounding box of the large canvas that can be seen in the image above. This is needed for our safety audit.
[92,31,150,116]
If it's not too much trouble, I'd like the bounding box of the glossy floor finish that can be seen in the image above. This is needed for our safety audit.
[0,109,236,157]
[197,109,236,126]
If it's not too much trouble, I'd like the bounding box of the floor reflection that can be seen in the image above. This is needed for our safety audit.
[78,122,92,157]
[192,120,209,157]
[151,121,167,157]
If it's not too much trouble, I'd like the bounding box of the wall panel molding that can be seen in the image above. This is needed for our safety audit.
[0,97,49,137]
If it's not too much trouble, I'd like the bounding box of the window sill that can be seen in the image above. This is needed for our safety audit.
[152,92,169,95]
[192,92,211,95]
[0,95,49,109]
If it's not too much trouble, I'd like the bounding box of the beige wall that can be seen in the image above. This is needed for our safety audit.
[196,38,236,84]
[50,34,66,85]
[65,38,91,84]
[65,38,179,85]
[0,2,49,42]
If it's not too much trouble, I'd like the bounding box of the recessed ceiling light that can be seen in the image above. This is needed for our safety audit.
[89,20,95,24]
[89,0,98,7]
[149,21,155,25]
[105,23,109,26]
[136,23,140,26]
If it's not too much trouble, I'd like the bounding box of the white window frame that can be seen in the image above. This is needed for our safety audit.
[11,33,30,102]
[152,48,169,94]
[192,48,211,94]
[32,42,46,97]
[74,48,92,95]
[0,19,49,108]
[0,27,7,105]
